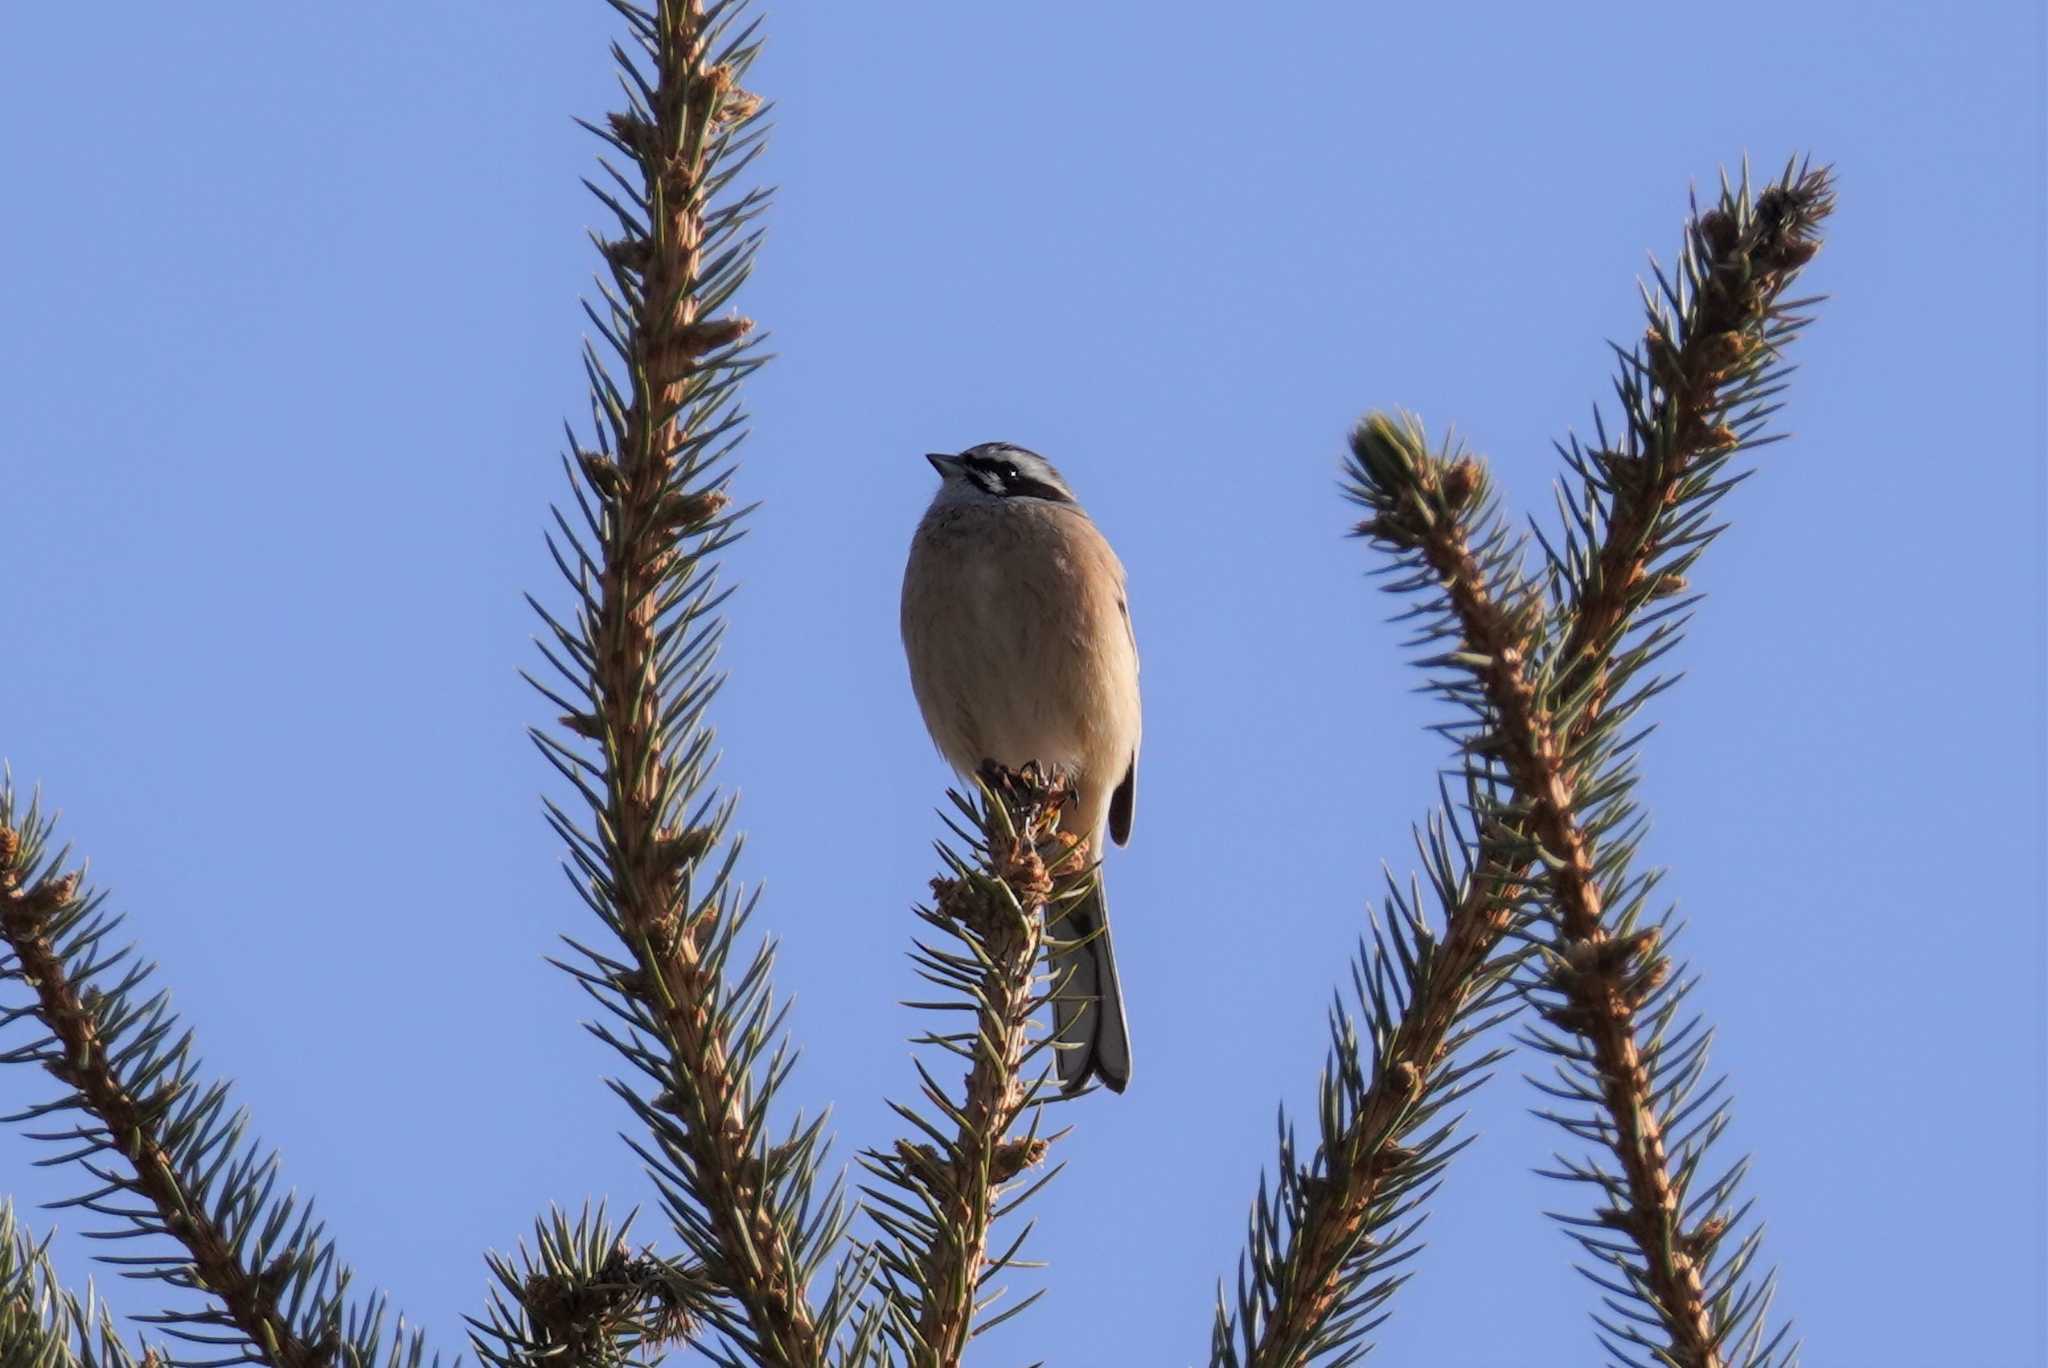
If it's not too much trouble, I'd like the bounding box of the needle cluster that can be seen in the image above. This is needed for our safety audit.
[467,1206,715,1368]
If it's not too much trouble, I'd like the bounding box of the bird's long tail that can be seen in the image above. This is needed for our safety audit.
[1050,868,1132,1094]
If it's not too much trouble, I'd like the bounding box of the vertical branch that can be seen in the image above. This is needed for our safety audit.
[528,2,848,1363]
[863,769,1080,1366]
[1522,165,1831,1368]
[1355,418,1731,1363]
[1362,425,1733,1357]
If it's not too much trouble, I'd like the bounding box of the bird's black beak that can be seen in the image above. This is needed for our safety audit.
[925,452,963,477]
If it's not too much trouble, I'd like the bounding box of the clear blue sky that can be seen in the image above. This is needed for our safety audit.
[2,3,2042,1364]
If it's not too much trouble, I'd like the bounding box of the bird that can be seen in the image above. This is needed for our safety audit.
[900,442,1141,1094]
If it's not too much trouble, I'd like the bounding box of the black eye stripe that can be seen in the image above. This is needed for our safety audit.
[958,451,1073,503]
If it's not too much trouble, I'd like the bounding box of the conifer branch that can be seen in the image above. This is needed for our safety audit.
[1210,795,1532,1368]
[1220,162,1831,1368]
[861,768,1082,1366]
[0,883,310,1368]
[0,789,426,1368]
[1341,161,1832,1368]
[1213,434,1547,1368]
[1510,164,1831,1368]
[528,2,848,1363]
[1544,166,1835,735]
[467,1207,715,1368]
[1356,417,1728,1352]
[1,1199,148,1368]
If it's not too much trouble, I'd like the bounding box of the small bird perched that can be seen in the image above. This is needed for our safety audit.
[900,443,1141,1094]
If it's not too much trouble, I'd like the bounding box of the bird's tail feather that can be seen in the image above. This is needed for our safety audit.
[1050,871,1131,1094]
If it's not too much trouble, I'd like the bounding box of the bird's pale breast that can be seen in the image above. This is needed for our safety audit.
[901,500,1140,835]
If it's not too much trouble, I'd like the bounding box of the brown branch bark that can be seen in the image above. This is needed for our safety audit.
[1244,171,1833,1367]
[1550,171,1833,735]
[573,2,818,1361]
[0,843,328,1368]
[1247,446,1539,1363]
[1399,474,1721,1367]
[1250,826,1529,1364]
[896,776,1068,1366]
